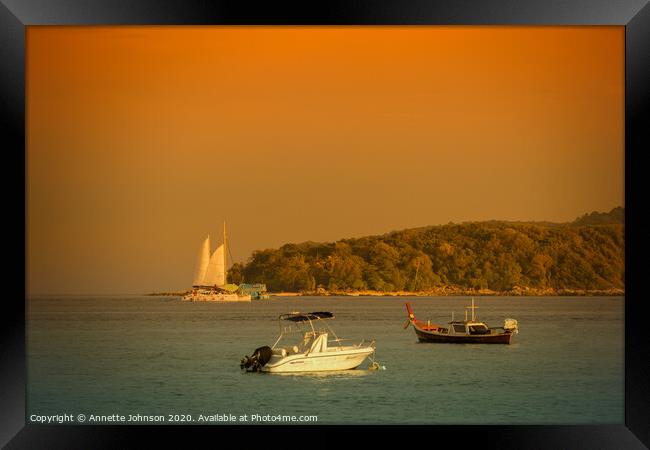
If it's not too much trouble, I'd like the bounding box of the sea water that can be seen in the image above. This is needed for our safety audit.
[27,296,624,425]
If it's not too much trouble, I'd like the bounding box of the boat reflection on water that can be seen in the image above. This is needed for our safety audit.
[267,368,381,379]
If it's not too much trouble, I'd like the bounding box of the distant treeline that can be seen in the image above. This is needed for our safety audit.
[573,207,624,226]
[228,208,624,293]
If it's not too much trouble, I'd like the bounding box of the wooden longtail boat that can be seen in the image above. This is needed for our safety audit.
[404,300,518,344]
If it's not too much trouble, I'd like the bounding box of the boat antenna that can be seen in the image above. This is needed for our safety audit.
[465,297,478,322]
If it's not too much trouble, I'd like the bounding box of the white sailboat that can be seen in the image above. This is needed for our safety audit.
[192,235,211,287]
[183,222,251,302]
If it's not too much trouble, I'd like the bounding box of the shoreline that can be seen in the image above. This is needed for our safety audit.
[147,287,624,297]
[297,287,625,297]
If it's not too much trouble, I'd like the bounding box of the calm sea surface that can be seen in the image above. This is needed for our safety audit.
[27,296,624,425]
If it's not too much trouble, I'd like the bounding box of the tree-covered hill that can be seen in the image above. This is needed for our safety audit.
[229,208,624,293]
[573,206,624,226]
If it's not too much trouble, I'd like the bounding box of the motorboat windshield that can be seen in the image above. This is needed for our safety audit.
[273,311,349,351]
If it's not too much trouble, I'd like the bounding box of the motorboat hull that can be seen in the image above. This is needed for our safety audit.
[262,347,375,373]
[413,326,513,344]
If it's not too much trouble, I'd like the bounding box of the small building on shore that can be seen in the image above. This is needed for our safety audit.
[238,283,269,300]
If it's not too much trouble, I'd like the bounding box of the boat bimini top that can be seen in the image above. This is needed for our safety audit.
[279,311,334,322]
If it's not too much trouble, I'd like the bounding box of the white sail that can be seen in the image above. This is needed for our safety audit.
[203,244,225,287]
[192,236,211,286]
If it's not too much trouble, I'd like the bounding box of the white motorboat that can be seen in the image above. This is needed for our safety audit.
[240,311,376,373]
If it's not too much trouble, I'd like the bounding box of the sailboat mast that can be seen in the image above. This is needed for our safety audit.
[223,221,227,284]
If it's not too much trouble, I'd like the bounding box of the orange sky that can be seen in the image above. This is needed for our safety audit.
[26,26,624,294]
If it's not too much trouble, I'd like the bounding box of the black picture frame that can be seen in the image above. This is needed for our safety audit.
[2,1,648,448]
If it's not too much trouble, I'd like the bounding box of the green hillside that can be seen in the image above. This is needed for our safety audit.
[229,208,624,293]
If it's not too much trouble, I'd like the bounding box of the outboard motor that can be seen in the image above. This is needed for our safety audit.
[240,346,273,372]
[503,318,519,334]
